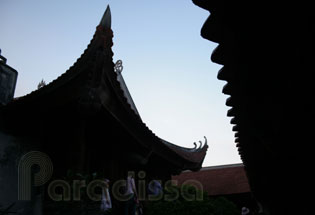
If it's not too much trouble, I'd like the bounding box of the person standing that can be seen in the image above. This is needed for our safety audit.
[100,179,112,213]
[241,207,250,215]
[148,179,163,197]
[124,172,138,215]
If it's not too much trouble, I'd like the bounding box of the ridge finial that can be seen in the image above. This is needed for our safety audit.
[99,5,111,29]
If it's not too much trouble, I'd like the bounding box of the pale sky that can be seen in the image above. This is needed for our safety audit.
[0,0,242,166]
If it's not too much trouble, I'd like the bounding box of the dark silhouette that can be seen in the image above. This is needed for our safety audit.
[193,1,314,214]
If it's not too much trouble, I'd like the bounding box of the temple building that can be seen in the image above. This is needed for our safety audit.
[0,6,207,214]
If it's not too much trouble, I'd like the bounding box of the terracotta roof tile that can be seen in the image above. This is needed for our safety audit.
[172,163,250,196]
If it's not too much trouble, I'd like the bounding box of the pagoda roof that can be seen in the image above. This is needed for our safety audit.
[0,6,207,172]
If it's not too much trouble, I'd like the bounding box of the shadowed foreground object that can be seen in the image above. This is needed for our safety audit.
[193,1,315,214]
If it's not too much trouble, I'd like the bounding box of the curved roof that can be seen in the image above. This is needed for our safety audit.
[1,6,208,172]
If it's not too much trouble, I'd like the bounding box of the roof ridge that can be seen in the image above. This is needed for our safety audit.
[201,163,244,171]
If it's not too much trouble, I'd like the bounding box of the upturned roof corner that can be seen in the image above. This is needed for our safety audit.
[99,5,111,29]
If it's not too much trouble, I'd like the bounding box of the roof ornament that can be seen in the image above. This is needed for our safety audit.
[114,60,123,74]
[99,5,111,29]
[203,136,208,146]
[192,136,207,151]
[37,79,46,89]
[193,142,197,149]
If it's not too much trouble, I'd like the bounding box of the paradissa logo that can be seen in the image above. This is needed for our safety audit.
[18,151,204,201]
